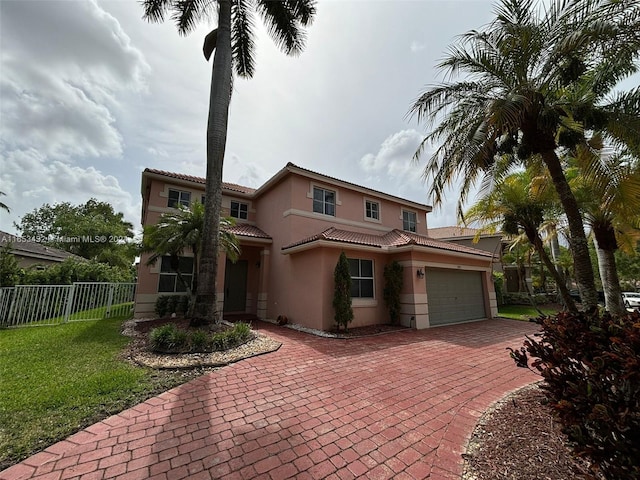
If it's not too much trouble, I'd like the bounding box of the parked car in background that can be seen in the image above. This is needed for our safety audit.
[621,292,640,310]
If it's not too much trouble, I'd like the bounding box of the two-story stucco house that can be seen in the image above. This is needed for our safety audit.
[135,163,498,330]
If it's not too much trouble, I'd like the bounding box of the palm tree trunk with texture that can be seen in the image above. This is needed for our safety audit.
[593,230,626,316]
[541,150,598,308]
[194,0,233,325]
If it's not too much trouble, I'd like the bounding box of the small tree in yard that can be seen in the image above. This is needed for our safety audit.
[383,261,403,324]
[333,252,353,331]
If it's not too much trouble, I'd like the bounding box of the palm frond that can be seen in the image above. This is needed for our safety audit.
[141,0,172,23]
[256,0,305,55]
[232,0,256,78]
[285,0,316,26]
[170,0,211,35]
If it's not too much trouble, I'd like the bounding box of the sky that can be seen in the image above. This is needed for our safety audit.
[0,0,501,237]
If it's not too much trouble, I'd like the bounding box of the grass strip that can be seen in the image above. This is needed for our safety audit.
[0,317,200,469]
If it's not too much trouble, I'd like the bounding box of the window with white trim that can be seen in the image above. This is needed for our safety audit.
[158,256,194,293]
[403,210,417,232]
[168,189,191,208]
[365,200,379,220]
[348,258,374,298]
[313,187,335,216]
[230,201,248,220]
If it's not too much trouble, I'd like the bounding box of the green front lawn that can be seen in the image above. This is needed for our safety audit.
[0,317,195,469]
[498,304,561,321]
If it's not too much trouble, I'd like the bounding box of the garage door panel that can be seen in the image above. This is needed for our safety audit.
[426,268,486,326]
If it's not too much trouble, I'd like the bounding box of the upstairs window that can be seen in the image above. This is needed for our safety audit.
[403,210,417,232]
[158,256,194,293]
[365,200,380,220]
[348,258,374,298]
[168,189,191,208]
[313,187,335,216]
[230,201,248,220]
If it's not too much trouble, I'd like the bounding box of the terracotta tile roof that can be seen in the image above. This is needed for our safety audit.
[226,224,271,240]
[144,168,256,195]
[428,226,501,239]
[282,227,493,257]
[0,230,84,262]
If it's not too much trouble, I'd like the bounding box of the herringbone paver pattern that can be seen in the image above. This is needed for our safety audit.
[2,319,539,480]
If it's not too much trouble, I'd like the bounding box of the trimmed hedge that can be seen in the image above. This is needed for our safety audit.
[509,310,640,479]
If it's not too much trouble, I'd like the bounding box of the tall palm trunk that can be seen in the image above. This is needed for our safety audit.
[593,225,626,316]
[194,0,233,325]
[526,229,578,312]
[541,150,598,308]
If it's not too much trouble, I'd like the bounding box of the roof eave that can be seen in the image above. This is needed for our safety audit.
[282,239,383,255]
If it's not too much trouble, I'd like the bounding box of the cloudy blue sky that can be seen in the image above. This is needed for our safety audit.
[1,0,500,236]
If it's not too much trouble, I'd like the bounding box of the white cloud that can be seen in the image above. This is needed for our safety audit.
[359,129,424,181]
[0,0,149,162]
[410,41,426,53]
[0,150,139,234]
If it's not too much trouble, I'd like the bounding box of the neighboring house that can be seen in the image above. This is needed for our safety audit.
[135,163,498,330]
[0,230,82,268]
[429,226,531,293]
[428,226,504,273]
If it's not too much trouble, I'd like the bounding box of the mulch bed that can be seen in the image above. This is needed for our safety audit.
[463,384,600,480]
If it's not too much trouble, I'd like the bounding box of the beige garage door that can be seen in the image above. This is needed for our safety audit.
[426,268,486,326]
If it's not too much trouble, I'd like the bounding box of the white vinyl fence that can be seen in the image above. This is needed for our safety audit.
[0,282,136,327]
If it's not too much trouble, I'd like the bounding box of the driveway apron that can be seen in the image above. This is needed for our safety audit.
[2,319,539,480]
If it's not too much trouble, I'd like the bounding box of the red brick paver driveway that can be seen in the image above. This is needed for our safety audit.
[2,319,539,480]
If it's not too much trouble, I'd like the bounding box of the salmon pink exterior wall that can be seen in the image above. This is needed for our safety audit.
[135,164,497,330]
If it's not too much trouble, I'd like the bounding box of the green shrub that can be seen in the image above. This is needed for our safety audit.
[509,310,640,479]
[154,295,190,318]
[166,296,179,315]
[492,272,504,306]
[383,261,403,324]
[190,330,209,352]
[149,324,188,352]
[148,321,253,354]
[502,292,552,305]
[210,322,252,352]
[333,252,353,331]
[155,296,169,318]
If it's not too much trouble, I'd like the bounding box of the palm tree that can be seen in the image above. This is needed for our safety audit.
[142,0,316,323]
[465,170,578,311]
[409,0,640,309]
[142,201,240,319]
[0,191,9,213]
[571,144,640,315]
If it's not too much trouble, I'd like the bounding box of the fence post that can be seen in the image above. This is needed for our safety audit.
[105,284,115,319]
[63,284,75,323]
[6,287,17,326]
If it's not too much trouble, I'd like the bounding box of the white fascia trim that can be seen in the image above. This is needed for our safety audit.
[424,261,492,273]
[388,245,495,263]
[282,240,384,255]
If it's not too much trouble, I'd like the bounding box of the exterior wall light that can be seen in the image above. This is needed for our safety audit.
[417,268,425,279]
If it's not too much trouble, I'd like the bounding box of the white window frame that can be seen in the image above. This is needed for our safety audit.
[364,199,380,222]
[230,201,249,220]
[312,186,336,216]
[402,210,417,233]
[168,189,191,209]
